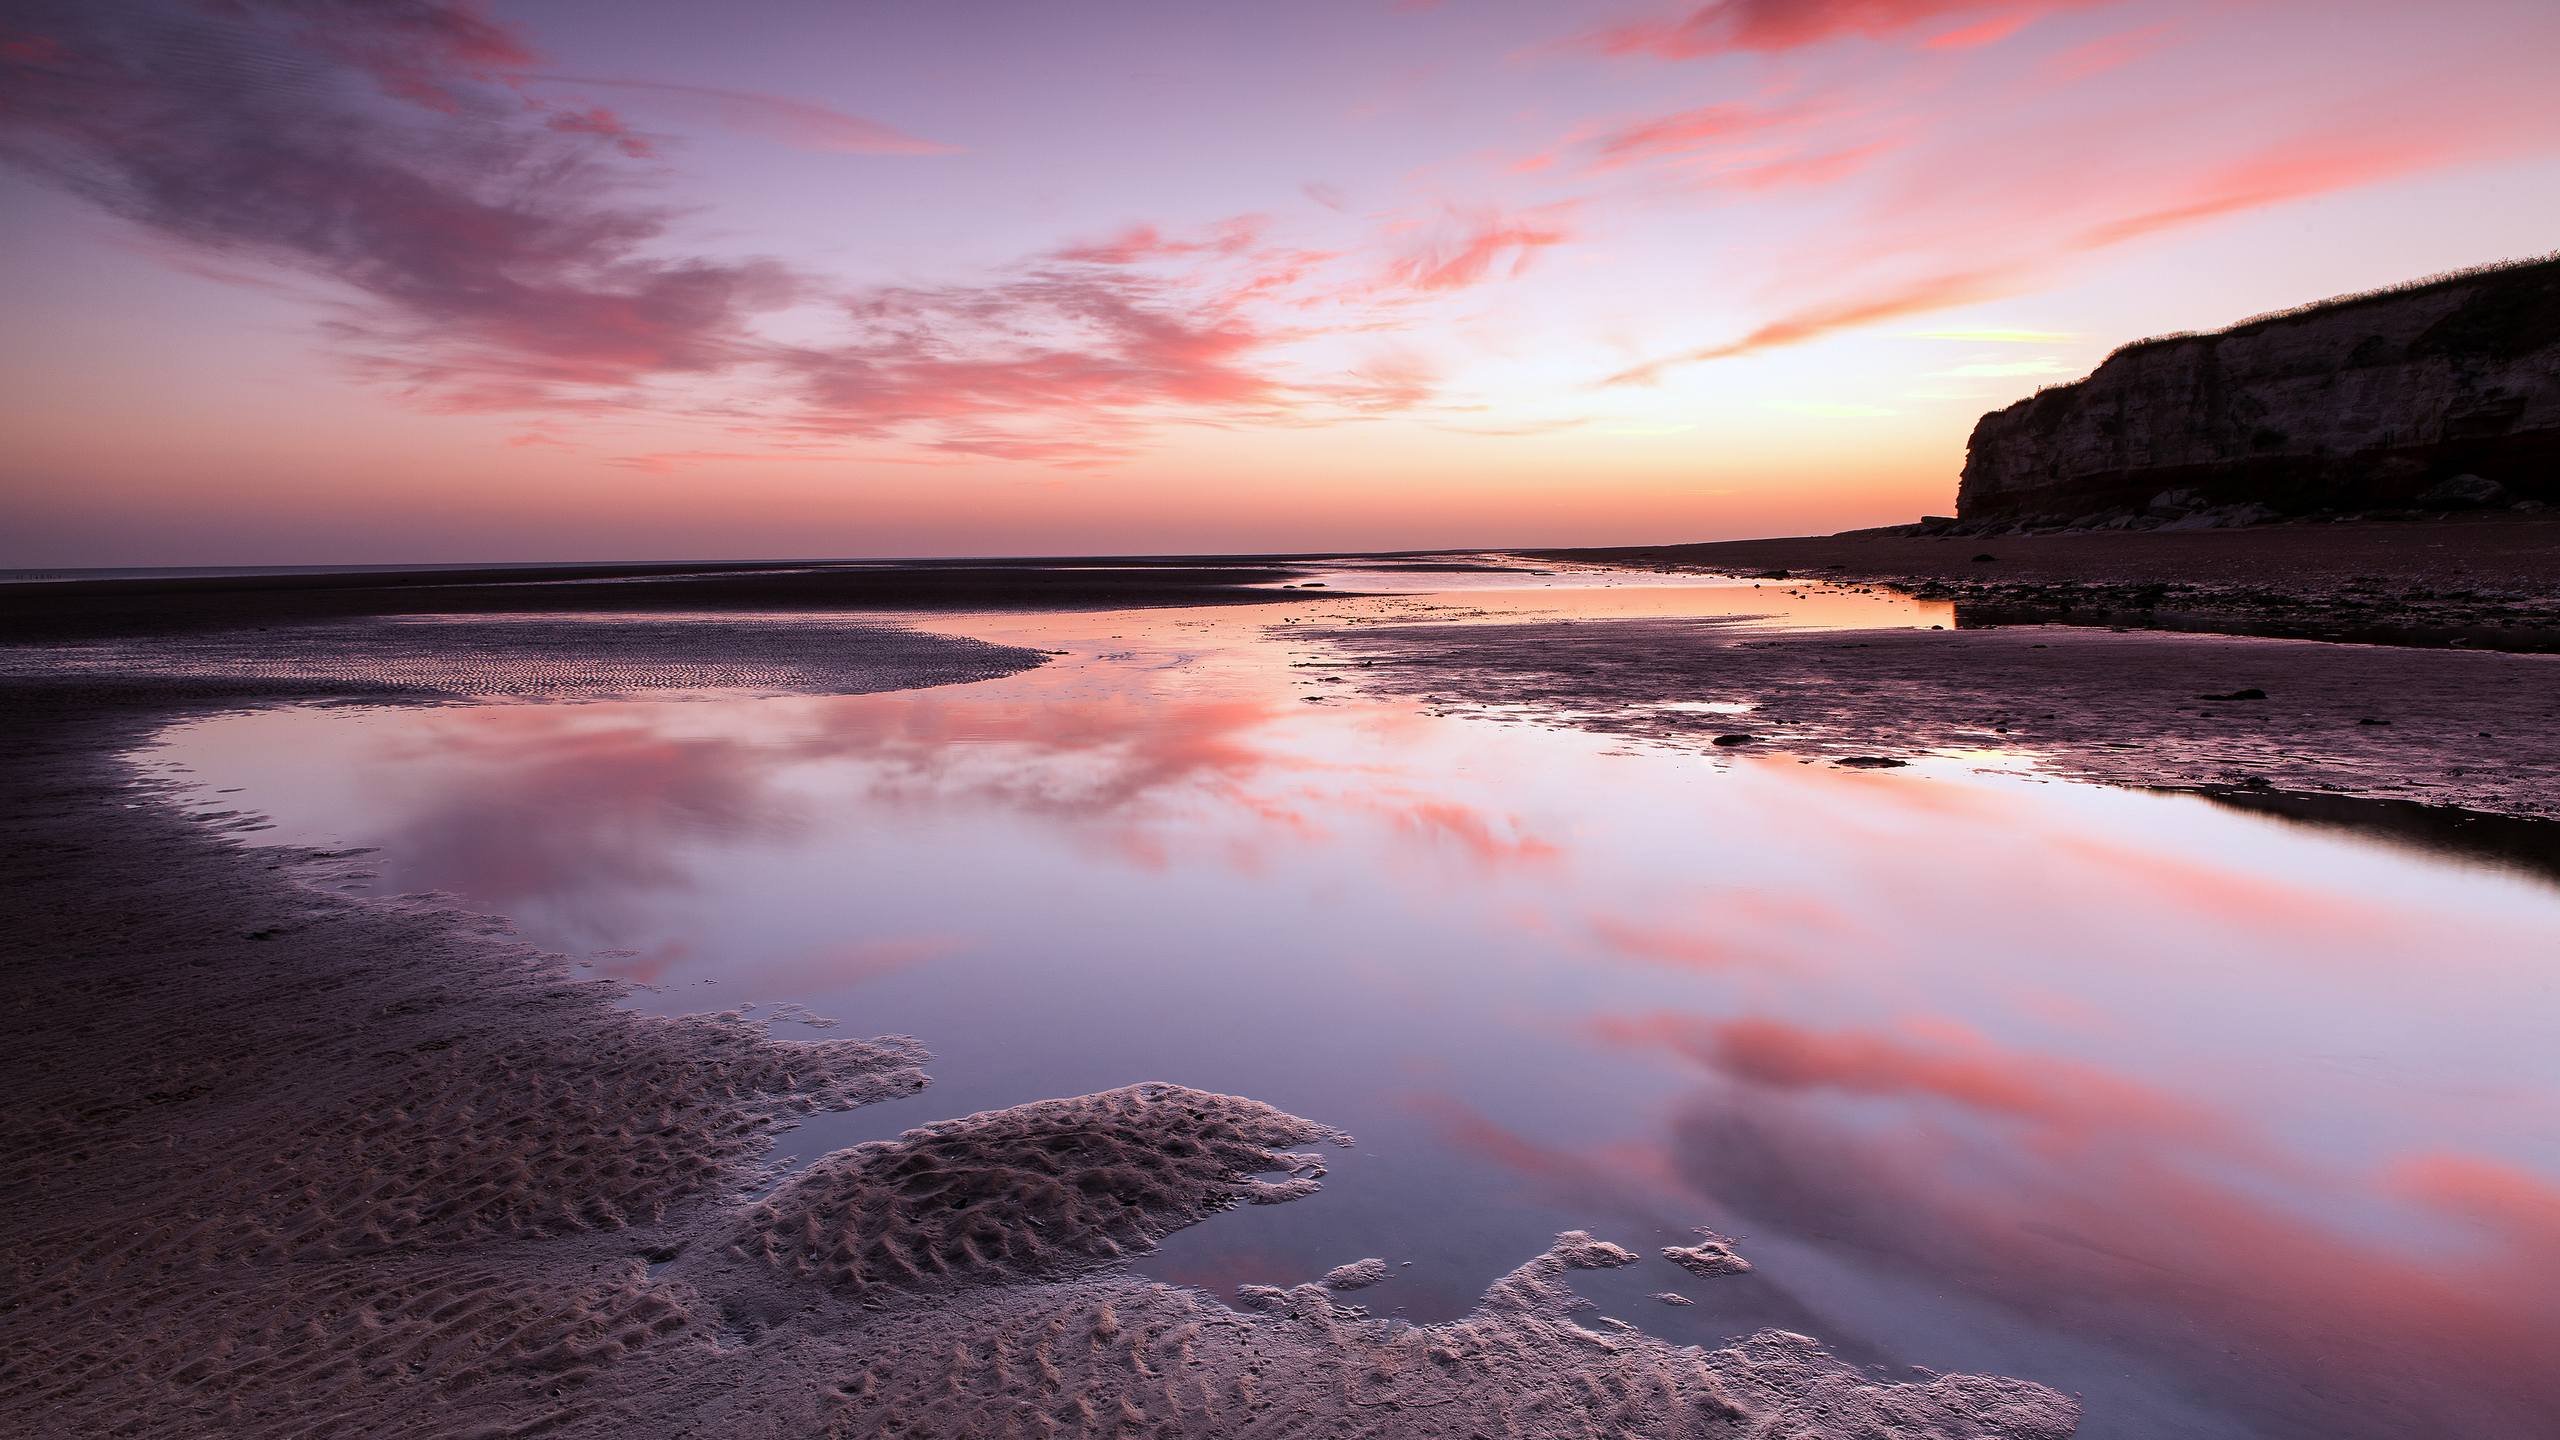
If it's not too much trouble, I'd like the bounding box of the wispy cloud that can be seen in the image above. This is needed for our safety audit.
[1932,356,2072,377]
[526,74,961,156]
[1589,0,2109,59]
[1907,327,2076,343]
[1608,267,2007,382]
[1382,203,1575,292]
[2042,21,2177,81]
[1769,400,1899,417]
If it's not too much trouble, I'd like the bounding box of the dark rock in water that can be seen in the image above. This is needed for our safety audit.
[1712,733,1757,746]
[1835,756,1909,768]
[1752,569,1792,580]
[1972,553,1999,562]
[2200,688,2268,701]
[2417,473,2507,509]
[1959,256,2560,522]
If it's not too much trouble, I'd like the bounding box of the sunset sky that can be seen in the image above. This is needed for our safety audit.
[5,0,2558,565]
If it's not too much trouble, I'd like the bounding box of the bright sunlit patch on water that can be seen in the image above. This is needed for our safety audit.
[1245,556,1958,632]
[138,569,2560,1440]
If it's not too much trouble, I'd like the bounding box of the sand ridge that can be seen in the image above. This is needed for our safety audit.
[654,1231,2078,1440]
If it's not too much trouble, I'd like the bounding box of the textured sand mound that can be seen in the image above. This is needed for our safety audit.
[1664,1232,1754,1278]
[734,1083,1347,1296]
[650,1232,2076,1440]
[1324,1256,1391,1290]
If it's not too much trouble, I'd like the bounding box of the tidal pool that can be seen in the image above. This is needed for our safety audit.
[146,569,2560,1440]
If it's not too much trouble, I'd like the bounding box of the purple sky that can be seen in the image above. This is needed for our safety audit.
[4,0,2557,563]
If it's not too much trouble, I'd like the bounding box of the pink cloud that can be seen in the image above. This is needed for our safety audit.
[773,260,1302,466]
[1920,10,2041,49]
[1585,916,1758,971]
[1591,0,2109,58]
[1383,204,1574,291]
[1720,138,1896,189]
[1608,266,2008,381]
[1051,216,1268,265]
[2042,21,2176,81]
[541,105,656,159]
[2071,131,2459,249]
[1587,101,1803,172]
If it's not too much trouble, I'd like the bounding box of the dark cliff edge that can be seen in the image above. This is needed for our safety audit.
[1959,255,2560,523]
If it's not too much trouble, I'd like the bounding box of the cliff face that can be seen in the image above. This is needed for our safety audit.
[1959,257,2560,521]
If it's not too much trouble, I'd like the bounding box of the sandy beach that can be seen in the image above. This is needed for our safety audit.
[11,3,2560,1434]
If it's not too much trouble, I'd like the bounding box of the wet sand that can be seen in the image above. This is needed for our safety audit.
[0,557,1352,641]
[1315,618,2560,823]
[0,577,2077,1437]
[1531,517,2560,651]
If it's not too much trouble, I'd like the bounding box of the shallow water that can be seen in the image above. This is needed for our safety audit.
[147,567,2560,1440]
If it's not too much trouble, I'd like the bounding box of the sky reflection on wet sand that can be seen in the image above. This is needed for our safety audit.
[148,576,2560,1440]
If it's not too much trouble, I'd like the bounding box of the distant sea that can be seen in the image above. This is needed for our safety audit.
[0,562,767,584]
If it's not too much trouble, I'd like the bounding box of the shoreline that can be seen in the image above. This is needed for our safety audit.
[1527,516,2560,653]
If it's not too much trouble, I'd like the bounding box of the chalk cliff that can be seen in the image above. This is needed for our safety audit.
[1958,256,2560,523]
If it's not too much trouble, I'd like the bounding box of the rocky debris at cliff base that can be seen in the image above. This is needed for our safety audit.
[1880,482,2549,538]
[2419,474,2509,509]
